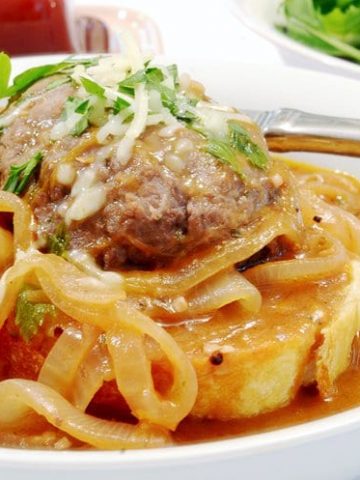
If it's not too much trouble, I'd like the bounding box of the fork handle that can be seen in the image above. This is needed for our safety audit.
[266,135,360,157]
[263,109,360,157]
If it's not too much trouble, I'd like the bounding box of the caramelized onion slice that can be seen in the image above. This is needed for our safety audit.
[0,227,13,273]
[142,268,262,318]
[182,268,261,314]
[123,215,296,297]
[300,192,360,255]
[0,251,197,429]
[107,302,198,430]
[0,252,125,328]
[246,230,348,286]
[296,168,360,215]
[39,325,99,397]
[0,191,32,251]
[72,341,114,411]
[0,379,171,449]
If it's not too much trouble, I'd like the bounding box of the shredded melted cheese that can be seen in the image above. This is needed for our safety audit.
[63,167,106,224]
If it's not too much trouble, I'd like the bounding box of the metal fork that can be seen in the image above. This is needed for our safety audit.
[243,108,360,157]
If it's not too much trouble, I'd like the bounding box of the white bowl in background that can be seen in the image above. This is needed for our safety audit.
[1,56,360,480]
[229,0,360,81]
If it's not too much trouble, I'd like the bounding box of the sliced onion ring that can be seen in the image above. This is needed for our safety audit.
[107,301,198,431]
[39,325,99,398]
[0,191,32,251]
[245,230,348,286]
[0,379,172,449]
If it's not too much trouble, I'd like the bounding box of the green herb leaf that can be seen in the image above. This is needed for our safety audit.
[145,67,164,83]
[119,64,197,123]
[73,115,89,136]
[80,76,105,99]
[15,286,56,342]
[45,76,71,92]
[228,121,268,169]
[3,151,43,195]
[2,57,99,99]
[113,96,131,114]
[148,80,176,109]
[167,64,179,85]
[205,139,243,176]
[118,69,146,95]
[62,97,92,136]
[75,98,90,114]
[7,65,57,98]
[123,112,134,124]
[118,85,136,97]
[171,95,198,122]
[47,223,69,257]
[0,52,11,98]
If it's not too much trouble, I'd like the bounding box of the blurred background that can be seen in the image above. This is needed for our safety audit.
[0,1,281,61]
[0,0,358,80]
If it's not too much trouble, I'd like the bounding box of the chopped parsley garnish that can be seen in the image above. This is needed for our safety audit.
[118,67,167,92]
[113,96,131,114]
[198,120,268,177]
[148,81,176,109]
[45,76,71,92]
[62,97,92,136]
[3,151,43,195]
[0,52,11,99]
[228,121,268,169]
[15,286,56,342]
[118,69,147,96]
[0,56,99,99]
[145,67,165,83]
[118,65,196,123]
[167,64,179,86]
[171,95,198,123]
[47,223,69,257]
[80,76,105,99]
[205,139,243,176]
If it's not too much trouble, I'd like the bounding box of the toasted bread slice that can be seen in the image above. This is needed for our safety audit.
[169,261,360,420]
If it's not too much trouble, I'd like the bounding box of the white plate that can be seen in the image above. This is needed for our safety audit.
[229,0,360,81]
[2,56,360,480]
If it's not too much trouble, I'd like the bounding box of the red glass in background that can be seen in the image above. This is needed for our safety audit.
[0,0,76,55]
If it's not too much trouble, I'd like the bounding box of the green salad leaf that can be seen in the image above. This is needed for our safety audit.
[278,0,360,63]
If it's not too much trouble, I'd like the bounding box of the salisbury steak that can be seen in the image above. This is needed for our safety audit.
[0,76,277,269]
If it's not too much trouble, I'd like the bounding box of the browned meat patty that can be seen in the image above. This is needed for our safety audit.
[0,78,278,269]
